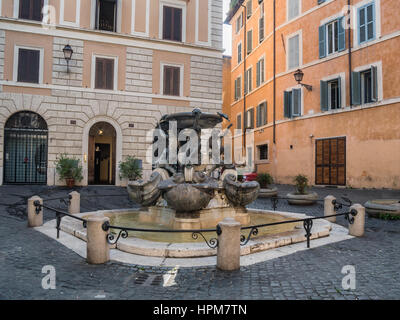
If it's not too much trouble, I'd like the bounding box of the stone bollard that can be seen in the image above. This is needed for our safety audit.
[217,218,241,271]
[324,195,336,223]
[86,216,110,264]
[348,204,365,237]
[27,196,43,227]
[68,191,80,214]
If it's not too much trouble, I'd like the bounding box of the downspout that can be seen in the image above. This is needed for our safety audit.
[348,0,353,107]
[273,0,276,144]
[242,4,247,155]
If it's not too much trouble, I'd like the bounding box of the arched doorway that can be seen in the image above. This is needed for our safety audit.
[3,111,48,184]
[88,122,116,185]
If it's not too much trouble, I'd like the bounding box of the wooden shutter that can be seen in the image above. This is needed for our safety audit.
[259,17,264,42]
[338,17,346,52]
[284,91,292,118]
[237,114,241,130]
[249,108,254,129]
[173,7,182,41]
[163,7,182,41]
[256,105,261,127]
[319,25,326,58]
[244,71,248,95]
[371,65,378,102]
[337,77,342,108]
[95,58,104,89]
[105,59,114,90]
[173,67,180,96]
[351,71,361,105]
[256,61,260,87]
[163,66,180,96]
[18,49,40,83]
[163,6,172,40]
[320,80,328,111]
[292,89,301,116]
[19,0,43,21]
[95,58,114,90]
[247,30,252,54]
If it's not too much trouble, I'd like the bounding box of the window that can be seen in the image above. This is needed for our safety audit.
[247,30,253,54]
[238,43,242,64]
[256,58,265,87]
[288,34,300,70]
[321,78,342,111]
[256,102,267,127]
[96,0,117,32]
[163,65,181,96]
[284,88,302,118]
[244,67,252,95]
[17,48,41,83]
[234,76,242,101]
[237,113,242,130]
[259,4,265,43]
[319,17,345,58]
[358,2,375,44]
[163,6,182,42]
[246,0,252,19]
[95,57,115,90]
[245,108,254,129]
[318,0,326,4]
[352,66,378,105]
[287,0,300,21]
[236,12,243,34]
[19,0,44,21]
[257,144,268,161]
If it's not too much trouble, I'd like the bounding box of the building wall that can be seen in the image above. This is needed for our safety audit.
[226,0,400,189]
[0,0,224,186]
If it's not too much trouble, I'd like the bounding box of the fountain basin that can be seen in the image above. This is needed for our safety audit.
[364,199,400,217]
[57,208,332,258]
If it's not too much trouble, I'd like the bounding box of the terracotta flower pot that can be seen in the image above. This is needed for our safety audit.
[66,178,75,188]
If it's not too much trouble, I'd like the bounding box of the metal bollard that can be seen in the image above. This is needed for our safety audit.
[68,191,80,214]
[324,195,336,223]
[348,204,365,237]
[27,196,43,227]
[217,218,241,271]
[86,216,110,264]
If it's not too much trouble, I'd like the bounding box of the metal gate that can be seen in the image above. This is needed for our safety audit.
[3,112,48,184]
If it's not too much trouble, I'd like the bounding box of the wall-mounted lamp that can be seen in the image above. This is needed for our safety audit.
[294,69,312,91]
[62,44,73,73]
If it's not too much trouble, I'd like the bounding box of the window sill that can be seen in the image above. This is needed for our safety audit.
[255,159,270,165]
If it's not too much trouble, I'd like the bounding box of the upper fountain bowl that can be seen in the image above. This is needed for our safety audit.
[158,109,223,131]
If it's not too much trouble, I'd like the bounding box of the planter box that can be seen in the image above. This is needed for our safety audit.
[286,192,318,205]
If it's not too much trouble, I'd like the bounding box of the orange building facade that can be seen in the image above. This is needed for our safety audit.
[225,0,400,189]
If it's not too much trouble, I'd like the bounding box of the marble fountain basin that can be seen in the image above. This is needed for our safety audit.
[56,207,332,258]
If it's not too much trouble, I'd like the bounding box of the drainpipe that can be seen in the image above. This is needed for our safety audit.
[273,0,276,144]
[348,0,353,107]
[241,3,247,156]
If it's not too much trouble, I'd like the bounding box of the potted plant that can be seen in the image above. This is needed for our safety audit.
[287,174,318,205]
[119,156,143,182]
[257,173,278,197]
[54,153,83,188]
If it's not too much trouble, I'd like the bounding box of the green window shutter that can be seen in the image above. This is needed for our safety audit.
[337,77,342,108]
[338,17,346,52]
[371,65,378,102]
[319,25,326,58]
[256,105,260,127]
[320,80,328,111]
[292,88,301,116]
[250,108,254,128]
[234,79,237,100]
[244,72,248,95]
[256,61,260,87]
[352,72,361,105]
[263,102,267,125]
[284,91,292,118]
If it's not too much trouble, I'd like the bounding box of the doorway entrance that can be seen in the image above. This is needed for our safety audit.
[88,122,116,185]
[3,111,48,184]
[315,137,346,186]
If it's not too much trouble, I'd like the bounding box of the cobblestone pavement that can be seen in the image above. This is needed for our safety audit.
[0,185,399,300]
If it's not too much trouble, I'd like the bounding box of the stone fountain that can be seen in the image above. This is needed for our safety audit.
[127,108,260,229]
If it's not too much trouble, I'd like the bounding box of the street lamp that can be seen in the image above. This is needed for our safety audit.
[62,44,73,73]
[294,69,312,91]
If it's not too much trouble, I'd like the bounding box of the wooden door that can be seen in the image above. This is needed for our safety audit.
[88,135,95,184]
[315,137,346,185]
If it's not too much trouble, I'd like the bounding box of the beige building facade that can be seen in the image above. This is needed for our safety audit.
[0,0,224,186]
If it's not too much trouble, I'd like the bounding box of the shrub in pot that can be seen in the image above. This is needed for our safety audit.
[257,173,278,198]
[55,153,83,188]
[287,174,318,205]
[119,156,143,182]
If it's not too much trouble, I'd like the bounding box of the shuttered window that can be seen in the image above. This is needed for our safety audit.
[246,0,252,18]
[258,144,268,160]
[284,88,302,118]
[238,43,242,64]
[17,48,40,84]
[234,76,242,101]
[352,65,378,105]
[319,17,346,58]
[259,1,265,43]
[256,58,265,87]
[237,114,242,130]
[288,0,300,21]
[247,30,253,54]
[163,66,181,96]
[19,0,43,21]
[245,108,254,129]
[321,78,341,111]
[288,34,300,70]
[256,102,267,127]
[95,58,115,90]
[163,6,182,42]
[358,3,375,44]
[244,68,252,95]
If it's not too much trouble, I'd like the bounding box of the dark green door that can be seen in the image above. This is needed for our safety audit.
[4,112,48,184]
